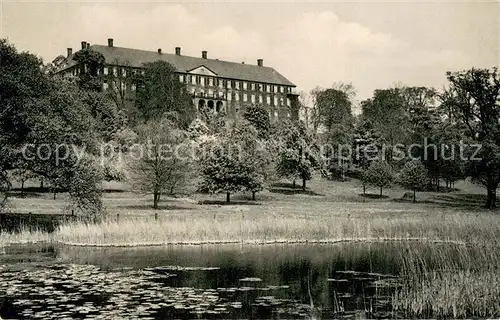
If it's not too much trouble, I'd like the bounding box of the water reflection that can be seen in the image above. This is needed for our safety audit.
[0,243,444,319]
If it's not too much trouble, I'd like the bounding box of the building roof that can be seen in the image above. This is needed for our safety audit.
[61,44,295,87]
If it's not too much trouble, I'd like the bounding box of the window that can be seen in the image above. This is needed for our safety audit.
[235,81,240,90]
[131,84,136,91]
[280,97,284,105]
[274,97,278,106]
[179,75,184,83]
[235,93,240,101]
[228,92,232,101]
[113,67,118,76]
[209,77,213,86]
[208,89,213,96]
[218,79,223,88]
[259,95,263,104]
[121,82,126,91]
[287,112,291,118]
[200,76,205,87]
[191,75,196,85]
[280,86,284,93]
[103,82,108,90]
[227,80,231,89]
[122,68,127,77]
[103,67,108,75]
[251,83,255,91]
[287,98,291,107]
[190,88,195,94]
[251,94,255,103]
[243,82,247,90]
[243,93,247,102]
[266,96,271,105]
[274,110,278,118]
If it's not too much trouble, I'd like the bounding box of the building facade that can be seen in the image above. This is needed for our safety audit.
[56,38,300,121]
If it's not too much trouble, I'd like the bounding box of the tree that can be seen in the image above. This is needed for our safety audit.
[352,120,383,193]
[130,119,192,209]
[0,39,104,215]
[399,160,428,203]
[363,160,394,198]
[72,47,105,91]
[199,120,267,202]
[312,84,354,133]
[135,61,195,129]
[361,88,409,158]
[243,104,271,139]
[442,67,500,208]
[274,120,318,190]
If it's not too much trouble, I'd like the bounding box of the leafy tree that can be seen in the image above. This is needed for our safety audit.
[363,160,394,198]
[199,120,267,202]
[72,47,105,91]
[0,39,104,215]
[274,120,318,190]
[398,160,428,203]
[441,67,500,208]
[243,104,271,139]
[361,88,409,157]
[312,84,354,133]
[130,119,192,209]
[352,120,383,193]
[135,61,195,129]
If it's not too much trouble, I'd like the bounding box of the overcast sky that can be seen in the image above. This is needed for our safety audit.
[1,1,498,102]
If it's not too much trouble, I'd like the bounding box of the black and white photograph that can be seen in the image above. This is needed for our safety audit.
[0,0,499,319]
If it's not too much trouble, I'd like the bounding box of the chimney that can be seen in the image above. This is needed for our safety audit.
[202,50,207,59]
[67,48,73,58]
[257,59,263,67]
[108,38,114,47]
[175,47,181,55]
[86,43,91,49]
[81,41,87,50]
[158,48,162,54]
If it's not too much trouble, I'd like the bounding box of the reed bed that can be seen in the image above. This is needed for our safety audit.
[54,210,500,247]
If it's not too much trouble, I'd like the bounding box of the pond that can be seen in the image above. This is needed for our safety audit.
[0,242,444,319]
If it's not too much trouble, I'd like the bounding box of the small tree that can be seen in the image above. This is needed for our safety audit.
[130,119,192,209]
[199,121,267,202]
[363,160,394,198]
[399,160,428,203]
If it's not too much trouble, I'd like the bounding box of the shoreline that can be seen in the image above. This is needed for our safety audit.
[0,237,475,248]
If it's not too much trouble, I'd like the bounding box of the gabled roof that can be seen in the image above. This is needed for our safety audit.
[61,45,295,87]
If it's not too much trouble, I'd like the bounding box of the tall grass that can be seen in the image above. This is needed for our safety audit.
[54,211,500,246]
[393,243,500,318]
[0,226,52,246]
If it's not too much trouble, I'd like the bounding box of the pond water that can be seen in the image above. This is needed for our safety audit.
[0,243,424,319]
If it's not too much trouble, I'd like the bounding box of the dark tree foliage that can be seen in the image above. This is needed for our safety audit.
[72,48,106,91]
[135,61,195,129]
[314,87,354,132]
[0,39,103,215]
[243,104,271,139]
[442,67,500,208]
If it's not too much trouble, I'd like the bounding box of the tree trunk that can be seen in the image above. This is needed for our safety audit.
[436,177,440,192]
[40,178,44,189]
[292,180,296,189]
[21,180,25,198]
[302,177,306,191]
[379,187,382,198]
[153,193,159,209]
[485,185,497,209]
[252,191,256,201]
[226,192,230,203]
[53,189,56,200]
[363,184,366,195]
[413,187,416,203]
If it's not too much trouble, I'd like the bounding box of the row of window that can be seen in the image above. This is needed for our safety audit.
[180,74,291,94]
[191,88,291,107]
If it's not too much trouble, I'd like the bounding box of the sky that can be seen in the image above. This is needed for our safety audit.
[1,0,498,103]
